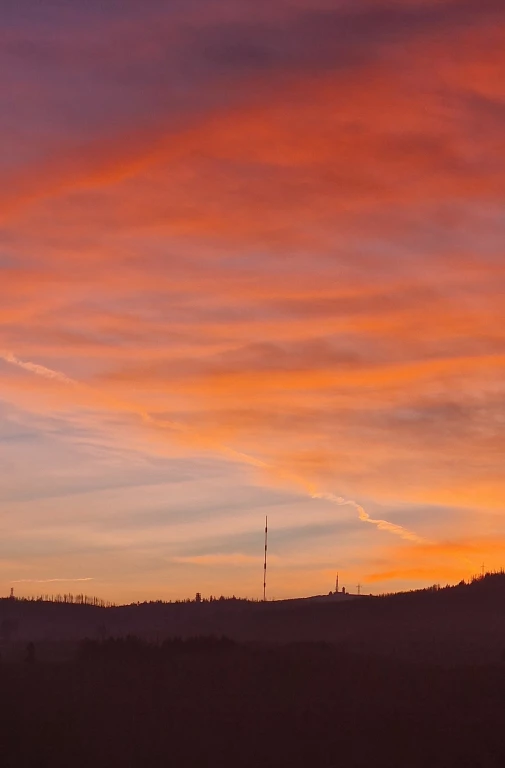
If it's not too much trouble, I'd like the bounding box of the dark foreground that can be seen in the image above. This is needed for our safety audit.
[2,638,505,768]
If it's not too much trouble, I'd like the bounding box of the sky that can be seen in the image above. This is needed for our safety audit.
[1,0,504,603]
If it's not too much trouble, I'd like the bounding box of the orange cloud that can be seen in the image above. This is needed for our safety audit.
[366,536,505,586]
[1,0,505,600]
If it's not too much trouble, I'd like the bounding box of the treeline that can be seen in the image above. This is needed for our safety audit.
[78,635,238,663]
[9,570,505,610]
[375,569,505,600]
[128,595,259,606]
[7,593,115,607]
[5,593,260,609]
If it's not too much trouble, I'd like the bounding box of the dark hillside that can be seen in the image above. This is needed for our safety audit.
[2,577,505,766]
[2,573,505,664]
[1,641,505,768]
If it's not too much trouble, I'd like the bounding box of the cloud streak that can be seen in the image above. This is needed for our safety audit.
[0,351,78,387]
[11,578,94,584]
[311,493,428,544]
[0,351,425,544]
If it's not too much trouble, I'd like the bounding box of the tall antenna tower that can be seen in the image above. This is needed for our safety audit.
[263,515,268,601]
[335,572,339,593]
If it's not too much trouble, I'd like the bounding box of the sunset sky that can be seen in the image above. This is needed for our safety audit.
[1,0,504,603]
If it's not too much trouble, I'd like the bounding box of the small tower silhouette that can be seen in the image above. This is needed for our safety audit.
[9,587,14,600]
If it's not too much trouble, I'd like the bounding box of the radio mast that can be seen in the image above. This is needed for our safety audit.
[263,516,268,601]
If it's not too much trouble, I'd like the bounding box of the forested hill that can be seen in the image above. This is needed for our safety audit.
[2,573,505,664]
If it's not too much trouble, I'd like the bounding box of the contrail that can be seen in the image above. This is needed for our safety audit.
[0,351,426,543]
[311,493,429,544]
[11,578,94,583]
[0,351,77,387]
[0,349,183,430]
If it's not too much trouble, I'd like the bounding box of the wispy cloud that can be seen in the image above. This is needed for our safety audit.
[312,493,429,544]
[11,578,94,584]
[0,351,77,387]
[1,351,426,545]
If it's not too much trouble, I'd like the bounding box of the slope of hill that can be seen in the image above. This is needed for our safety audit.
[2,573,505,664]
